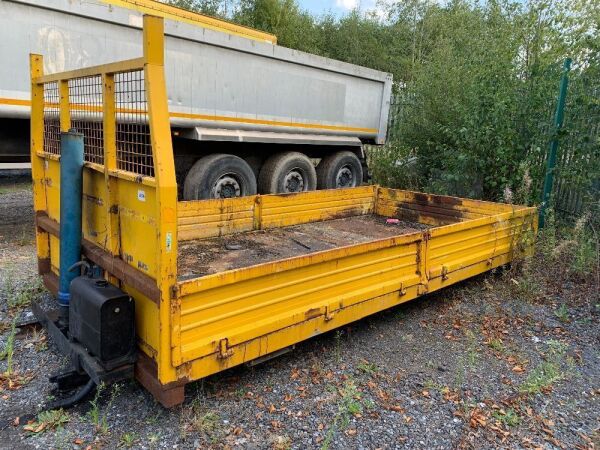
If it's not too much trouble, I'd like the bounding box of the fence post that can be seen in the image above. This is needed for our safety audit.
[539,57,571,228]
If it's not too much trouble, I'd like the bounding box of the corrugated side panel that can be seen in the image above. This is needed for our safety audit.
[260,186,375,229]
[178,197,255,241]
[174,234,421,366]
[427,208,536,280]
[376,188,513,226]
[176,186,376,241]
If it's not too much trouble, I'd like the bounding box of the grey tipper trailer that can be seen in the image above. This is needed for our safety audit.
[1,0,393,198]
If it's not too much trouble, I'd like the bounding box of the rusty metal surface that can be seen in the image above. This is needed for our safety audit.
[35,213,161,304]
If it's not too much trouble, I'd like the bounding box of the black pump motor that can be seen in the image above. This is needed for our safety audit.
[69,276,136,371]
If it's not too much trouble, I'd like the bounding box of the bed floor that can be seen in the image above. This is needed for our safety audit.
[177,215,430,280]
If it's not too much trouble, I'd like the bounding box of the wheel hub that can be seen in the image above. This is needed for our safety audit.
[336,166,355,188]
[283,170,305,193]
[212,175,241,198]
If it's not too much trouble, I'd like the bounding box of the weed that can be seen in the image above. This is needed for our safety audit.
[271,434,292,450]
[321,379,364,450]
[148,433,160,445]
[465,330,479,367]
[0,318,18,374]
[120,432,137,448]
[492,408,521,427]
[192,411,220,435]
[87,383,108,433]
[7,277,44,311]
[333,330,343,364]
[25,409,70,433]
[553,304,570,322]
[357,360,378,375]
[520,340,568,395]
[488,338,505,353]
[181,394,221,441]
[424,379,445,392]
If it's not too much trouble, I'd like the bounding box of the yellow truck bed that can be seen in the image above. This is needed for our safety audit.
[30,16,537,406]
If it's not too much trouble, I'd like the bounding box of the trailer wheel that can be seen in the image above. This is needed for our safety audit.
[316,151,363,189]
[183,154,257,200]
[258,152,317,194]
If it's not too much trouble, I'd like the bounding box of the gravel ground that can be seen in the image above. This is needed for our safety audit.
[0,176,598,450]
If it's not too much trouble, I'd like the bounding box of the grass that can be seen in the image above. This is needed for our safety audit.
[357,360,378,375]
[321,379,363,450]
[119,432,137,448]
[25,409,70,433]
[488,338,505,353]
[181,395,221,442]
[0,318,18,375]
[334,330,343,364]
[520,340,569,395]
[492,408,521,427]
[87,382,121,434]
[553,304,570,322]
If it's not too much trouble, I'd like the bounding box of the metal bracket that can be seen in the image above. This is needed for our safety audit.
[441,266,449,281]
[324,306,335,322]
[399,282,407,296]
[217,338,233,359]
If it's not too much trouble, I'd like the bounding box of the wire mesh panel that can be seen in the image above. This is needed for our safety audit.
[69,76,105,165]
[115,70,154,178]
[42,82,60,155]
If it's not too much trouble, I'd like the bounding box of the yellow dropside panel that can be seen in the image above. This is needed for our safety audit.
[174,235,421,365]
[260,186,375,229]
[428,208,536,280]
[178,197,255,241]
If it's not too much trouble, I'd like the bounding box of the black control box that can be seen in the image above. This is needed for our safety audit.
[69,277,135,370]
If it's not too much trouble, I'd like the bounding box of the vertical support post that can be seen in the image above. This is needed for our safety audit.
[102,73,121,275]
[143,15,179,384]
[58,130,84,322]
[30,54,50,275]
[539,58,571,228]
[59,80,71,132]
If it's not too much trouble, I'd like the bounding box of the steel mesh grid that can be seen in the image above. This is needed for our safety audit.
[68,76,105,165]
[115,70,154,177]
[42,82,60,155]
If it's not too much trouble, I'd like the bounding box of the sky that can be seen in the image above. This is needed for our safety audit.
[298,0,382,17]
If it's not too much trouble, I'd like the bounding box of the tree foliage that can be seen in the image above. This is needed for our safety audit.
[164,0,599,205]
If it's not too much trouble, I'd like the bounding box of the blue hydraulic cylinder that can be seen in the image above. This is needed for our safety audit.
[58,129,84,307]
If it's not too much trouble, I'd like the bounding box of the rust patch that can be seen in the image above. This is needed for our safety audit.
[37,257,51,275]
[36,213,161,304]
[135,352,186,408]
[305,307,322,320]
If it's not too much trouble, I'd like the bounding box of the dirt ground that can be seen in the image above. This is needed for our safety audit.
[0,176,598,450]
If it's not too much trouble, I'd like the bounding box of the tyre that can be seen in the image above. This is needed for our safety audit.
[183,154,257,200]
[258,152,317,194]
[316,151,363,190]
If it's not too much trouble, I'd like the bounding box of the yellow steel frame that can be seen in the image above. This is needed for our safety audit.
[31,15,178,383]
[30,16,537,402]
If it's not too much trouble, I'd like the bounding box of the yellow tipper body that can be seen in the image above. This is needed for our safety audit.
[31,16,537,407]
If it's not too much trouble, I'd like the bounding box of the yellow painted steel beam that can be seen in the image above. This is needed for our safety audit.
[101,0,277,44]
[143,15,179,383]
[29,54,50,274]
[34,58,145,84]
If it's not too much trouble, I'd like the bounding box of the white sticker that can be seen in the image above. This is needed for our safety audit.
[166,232,172,252]
[137,189,146,202]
